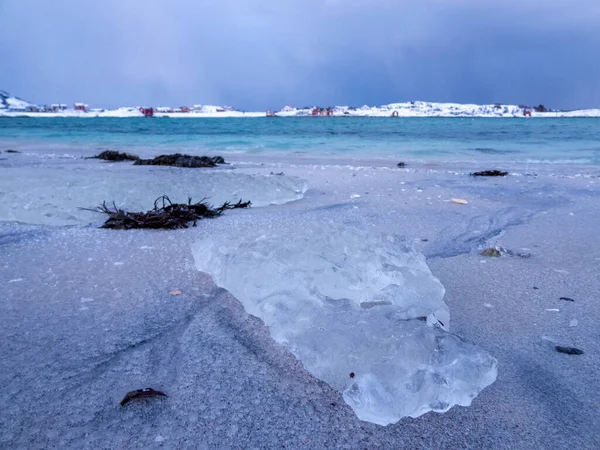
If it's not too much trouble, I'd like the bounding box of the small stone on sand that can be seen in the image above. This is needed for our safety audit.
[481,247,502,257]
[555,346,584,355]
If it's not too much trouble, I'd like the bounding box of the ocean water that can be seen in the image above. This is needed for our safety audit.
[1,117,600,166]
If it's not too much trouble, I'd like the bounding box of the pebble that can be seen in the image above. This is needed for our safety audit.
[555,346,584,355]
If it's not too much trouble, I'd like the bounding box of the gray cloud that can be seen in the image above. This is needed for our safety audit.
[1,0,598,110]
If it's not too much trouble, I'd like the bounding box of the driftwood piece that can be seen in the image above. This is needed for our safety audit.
[82,195,251,230]
[120,388,168,406]
[134,154,225,168]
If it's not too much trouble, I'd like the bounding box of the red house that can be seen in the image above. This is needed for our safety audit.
[74,103,89,112]
[139,107,154,117]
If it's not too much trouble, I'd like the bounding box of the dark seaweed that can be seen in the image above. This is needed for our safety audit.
[470,170,509,177]
[83,195,251,230]
[90,150,140,162]
[134,154,225,168]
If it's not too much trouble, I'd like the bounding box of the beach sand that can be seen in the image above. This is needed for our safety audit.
[1,155,599,449]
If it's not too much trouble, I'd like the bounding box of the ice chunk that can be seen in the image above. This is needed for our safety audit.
[0,165,306,226]
[191,222,497,425]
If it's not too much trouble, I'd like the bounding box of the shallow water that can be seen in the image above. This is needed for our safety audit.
[2,117,600,165]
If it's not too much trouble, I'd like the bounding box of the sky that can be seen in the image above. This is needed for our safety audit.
[1,0,599,110]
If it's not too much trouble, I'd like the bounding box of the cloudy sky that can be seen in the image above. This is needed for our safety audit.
[1,0,599,110]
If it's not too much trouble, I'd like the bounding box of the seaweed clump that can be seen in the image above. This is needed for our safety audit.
[87,195,251,229]
[134,154,225,168]
[91,150,140,161]
[470,170,508,177]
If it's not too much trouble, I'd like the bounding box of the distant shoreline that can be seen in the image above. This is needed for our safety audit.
[2,111,600,118]
[2,90,599,118]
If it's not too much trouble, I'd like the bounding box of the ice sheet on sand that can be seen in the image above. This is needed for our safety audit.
[0,166,306,225]
[192,222,497,425]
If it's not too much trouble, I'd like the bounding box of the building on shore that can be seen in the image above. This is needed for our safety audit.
[50,104,68,112]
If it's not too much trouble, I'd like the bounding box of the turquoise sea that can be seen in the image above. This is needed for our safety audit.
[1,117,599,165]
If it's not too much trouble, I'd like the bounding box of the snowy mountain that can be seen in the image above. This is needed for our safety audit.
[0,90,34,111]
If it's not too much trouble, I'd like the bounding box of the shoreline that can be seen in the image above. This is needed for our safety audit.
[3,143,600,174]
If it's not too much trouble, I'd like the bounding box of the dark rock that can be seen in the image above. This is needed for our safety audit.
[5,149,20,153]
[91,150,139,162]
[533,286,539,290]
[470,170,509,177]
[134,153,226,168]
[559,297,575,302]
[397,162,406,167]
[555,346,584,355]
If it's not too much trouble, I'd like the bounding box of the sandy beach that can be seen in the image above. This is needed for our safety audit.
[1,151,599,449]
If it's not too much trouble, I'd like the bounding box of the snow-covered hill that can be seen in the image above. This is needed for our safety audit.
[0,90,34,111]
[1,90,599,117]
[276,102,600,118]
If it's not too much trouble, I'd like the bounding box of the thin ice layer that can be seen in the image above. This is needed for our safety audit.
[0,165,306,225]
[192,222,497,425]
